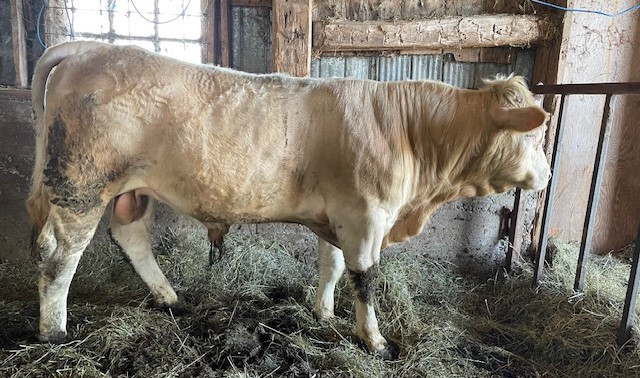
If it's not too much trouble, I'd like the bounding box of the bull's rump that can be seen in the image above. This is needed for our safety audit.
[42,44,366,226]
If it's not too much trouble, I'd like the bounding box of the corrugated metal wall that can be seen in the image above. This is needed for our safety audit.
[311,52,535,87]
[230,7,536,87]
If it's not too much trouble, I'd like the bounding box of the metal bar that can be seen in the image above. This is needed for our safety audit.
[574,94,615,291]
[617,222,640,346]
[506,188,524,272]
[533,94,567,287]
[532,82,640,95]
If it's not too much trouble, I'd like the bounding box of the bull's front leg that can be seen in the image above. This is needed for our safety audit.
[336,213,398,359]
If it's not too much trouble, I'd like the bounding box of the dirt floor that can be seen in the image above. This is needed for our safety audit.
[0,229,639,377]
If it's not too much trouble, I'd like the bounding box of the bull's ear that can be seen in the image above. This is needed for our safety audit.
[492,106,548,132]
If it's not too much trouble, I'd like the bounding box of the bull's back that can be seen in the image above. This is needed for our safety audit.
[45,45,334,223]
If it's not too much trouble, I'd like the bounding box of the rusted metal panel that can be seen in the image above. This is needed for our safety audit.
[310,58,320,77]
[344,56,373,79]
[318,56,346,77]
[474,62,512,88]
[377,55,411,81]
[313,51,536,90]
[411,55,442,81]
[442,56,475,88]
[512,49,536,83]
[231,6,272,73]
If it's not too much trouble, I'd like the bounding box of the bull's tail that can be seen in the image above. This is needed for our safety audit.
[31,41,104,122]
[28,41,104,239]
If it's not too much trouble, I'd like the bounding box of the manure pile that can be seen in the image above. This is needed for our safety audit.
[1,231,638,377]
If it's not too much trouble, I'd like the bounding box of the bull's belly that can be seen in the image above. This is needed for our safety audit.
[117,175,339,245]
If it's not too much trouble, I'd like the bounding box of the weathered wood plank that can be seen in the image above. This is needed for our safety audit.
[202,0,216,64]
[272,0,311,77]
[10,0,28,87]
[220,0,231,67]
[313,14,555,52]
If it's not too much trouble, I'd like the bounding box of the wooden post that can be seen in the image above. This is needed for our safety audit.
[220,0,231,67]
[272,0,311,77]
[202,0,216,64]
[44,0,68,46]
[10,0,28,87]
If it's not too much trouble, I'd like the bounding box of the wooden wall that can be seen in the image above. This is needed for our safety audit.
[541,0,640,253]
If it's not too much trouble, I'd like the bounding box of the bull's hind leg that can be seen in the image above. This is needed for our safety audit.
[108,194,178,307]
[207,223,230,265]
[314,238,345,319]
[34,204,104,342]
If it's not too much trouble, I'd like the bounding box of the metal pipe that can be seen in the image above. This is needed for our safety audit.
[574,94,615,291]
[533,94,567,287]
[617,222,640,345]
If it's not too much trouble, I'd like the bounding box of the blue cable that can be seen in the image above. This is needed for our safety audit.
[36,2,46,48]
[530,0,640,17]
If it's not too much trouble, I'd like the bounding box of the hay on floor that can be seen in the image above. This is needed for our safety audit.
[0,230,638,377]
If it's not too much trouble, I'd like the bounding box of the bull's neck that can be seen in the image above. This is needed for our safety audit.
[387,82,493,202]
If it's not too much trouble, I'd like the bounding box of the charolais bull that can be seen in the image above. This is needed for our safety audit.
[27,41,549,358]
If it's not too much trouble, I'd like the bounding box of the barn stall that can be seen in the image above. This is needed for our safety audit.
[0,0,639,376]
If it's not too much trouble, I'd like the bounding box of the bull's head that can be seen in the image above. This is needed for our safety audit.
[487,104,551,192]
[455,76,551,195]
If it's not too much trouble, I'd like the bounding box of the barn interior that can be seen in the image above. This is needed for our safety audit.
[0,0,639,376]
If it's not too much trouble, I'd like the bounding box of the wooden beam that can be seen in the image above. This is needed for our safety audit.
[313,14,555,53]
[10,0,28,87]
[0,88,31,99]
[272,0,312,77]
[231,0,271,6]
[220,0,231,67]
[202,0,216,64]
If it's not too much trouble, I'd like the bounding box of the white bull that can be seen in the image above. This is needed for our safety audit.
[27,41,550,358]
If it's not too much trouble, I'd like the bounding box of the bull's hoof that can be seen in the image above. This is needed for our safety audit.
[153,294,188,315]
[37,329,68,343]
[376,340,400,360]
[312,307,335,322]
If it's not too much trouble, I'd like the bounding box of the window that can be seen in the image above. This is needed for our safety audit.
[52,0,204,64]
